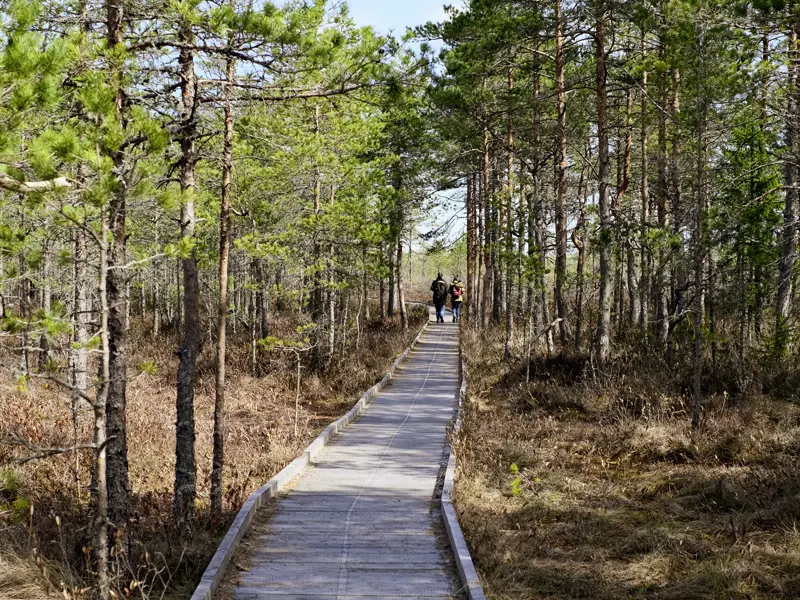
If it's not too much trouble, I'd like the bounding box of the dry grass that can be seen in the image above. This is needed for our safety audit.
[0,305,428,599]
[456,327,800,600]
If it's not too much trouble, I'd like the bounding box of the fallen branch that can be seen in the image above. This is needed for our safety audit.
[535,317,565,341]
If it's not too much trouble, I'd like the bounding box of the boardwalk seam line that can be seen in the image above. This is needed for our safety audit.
[335,325,448,598]
[441,353,488,600]
[189,318,430,600]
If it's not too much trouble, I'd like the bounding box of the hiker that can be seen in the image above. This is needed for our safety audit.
[430,272,448,323]
[449,277,464,323]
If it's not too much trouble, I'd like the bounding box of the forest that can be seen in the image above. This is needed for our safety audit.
[1,0,799,598]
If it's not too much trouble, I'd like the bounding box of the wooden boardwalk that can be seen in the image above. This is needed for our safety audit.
[223,316,462,599]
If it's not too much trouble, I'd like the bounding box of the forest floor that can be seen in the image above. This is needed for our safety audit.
[457,327,800,600]
[0,305,428,599]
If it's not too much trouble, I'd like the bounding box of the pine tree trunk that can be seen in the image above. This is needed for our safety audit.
[258,260,269,339]
[327,186,337,363]
[94,209,111,600]
[573,165,586,352]
[38,243,51,372]
[106,0,130,540]
[640,32,650,337]
[211,43,235,517]
[504,69,515,359]
[777,25,798,352]
[466,172,474,321]
[554,0,570,346]
[72,228,89,393]
[594,6,612,362]
[379,265,386,320]
[528,58,541,333]
[481,127,493,330]
[622,89,639,327]
[692,29,707,430]
[174,21,199,526]
[669,68,684,361]
[474,170,483,319]
[492,166,502,324]
[517,164,526,316]
[362,244,370,324]
[327,284,336,364]
[310,105,325,367]
[397,236,408,331]
[275,265,285,313]
[535,193,554,355]
[387,247,395,318]
[655,39,670,347]
[19,251,30,376]
[71,226,88,505]
[340,291,349,357]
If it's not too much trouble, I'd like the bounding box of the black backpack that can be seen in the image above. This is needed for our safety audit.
[433,280,447,303]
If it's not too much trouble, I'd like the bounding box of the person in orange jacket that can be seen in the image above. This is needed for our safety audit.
[449,277,464,323]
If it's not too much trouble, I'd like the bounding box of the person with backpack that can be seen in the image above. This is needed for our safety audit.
[430,273,448,323]
[449,277,465,323]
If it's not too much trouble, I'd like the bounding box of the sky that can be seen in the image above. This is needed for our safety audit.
[342,0,451,37]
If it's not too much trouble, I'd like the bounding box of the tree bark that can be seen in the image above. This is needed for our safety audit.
[211,39,235,518]
[397,236,408,331]
[517,163,527,316]
[309,105,325,368]
[71,227,88,499]
[466,172,475,321]
[105,0,130,541]
[492,165,502,324]
[94,208,111,600]
[692,28,707,430]
[504,68,515,360]
[655,37,670,346]
[640,31,650,337]
[387,246,395,318]
[573,165,587,352]
[475,170,484,320]
[481,127,493,330]
[594,5,612,362]
[173,18,199,526]
[379,262,386,320]
[327,186,337,363]
[668,67,684,363]
[528,56,541,336]
[554,0,570,346]
[38,242,51,372]
[622,89,639,327]
[257,259,269,339]
[777,25,798,352]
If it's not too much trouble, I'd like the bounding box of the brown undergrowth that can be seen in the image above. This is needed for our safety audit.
[0,306,427,599]
[456,327,800,600]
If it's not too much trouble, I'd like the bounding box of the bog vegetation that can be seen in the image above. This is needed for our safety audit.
[2,0,800,598]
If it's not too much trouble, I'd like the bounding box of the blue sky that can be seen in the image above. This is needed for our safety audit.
[343,0,451,37]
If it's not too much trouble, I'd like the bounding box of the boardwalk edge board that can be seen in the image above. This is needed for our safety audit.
[442,356,488,600]
[190,318,430,600]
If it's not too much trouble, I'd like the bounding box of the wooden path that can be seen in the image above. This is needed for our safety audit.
[223,315,462,599]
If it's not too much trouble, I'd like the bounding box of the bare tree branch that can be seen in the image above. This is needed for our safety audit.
[0,174,72,194]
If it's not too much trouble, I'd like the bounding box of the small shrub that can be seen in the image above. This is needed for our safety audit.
[0,468,22,494]
[509,463,522,497]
